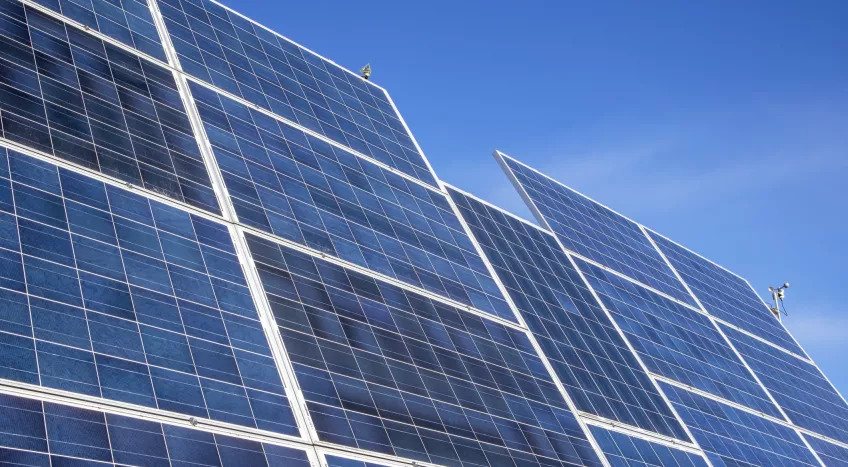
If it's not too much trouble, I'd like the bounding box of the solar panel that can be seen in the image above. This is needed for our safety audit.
[661,382,821,467]
[0,146,299,435]
[447,186,689,441]
[723,324,848,444]
[0,391,311,466]
[588,425,709,467]
[575,258,783,419]
[156,0,438,187]
[497,153,696,307]
[246,231,605,467]
[649,230,806,356]
[803,434,848,467]
[0,2,221,213]
[190,83,514,322]
[31,0,167,61]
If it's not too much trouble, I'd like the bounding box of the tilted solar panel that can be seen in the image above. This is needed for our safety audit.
[723,324,848,444]
[191,83,514,322]
[0,146,299,435]
[497,152,696,307]
[246,231,604,467]
[0,391,311,466]
[0,1,220,213]
[157,0,438,187]
[589,425,709,467]
[31,0,167,60]
[650,230,806,357]
[661,382,821,467]
[448,186,689,441]
[803,434,848,467]
[575,258,782,418]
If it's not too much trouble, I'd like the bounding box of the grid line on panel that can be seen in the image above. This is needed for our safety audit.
[495,151,697,307]
[245,231,606,467]
[573,256,784,419]
[647,228,807,357]
[588,424,710,467]
[661,382,823,467]
[804,433,848,467]
[154,0,438,187]
[21,0,167,61]
[186,82,514,322]
[0,0,221,213]
[0,146,302,437]
[443,185,617,467]
[446,185,691,442]
[0,389,314,467]
[148,0,238,223]
[722,324,848,446]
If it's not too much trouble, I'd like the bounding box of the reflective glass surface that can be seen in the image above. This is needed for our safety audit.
[803,434,848,467]
[662,383,820,467]
[575,259,782,419]
[157,0,438,187]
[498,155,695,306]
[32,0,166,60]
[247,232,604,467]
[0,392,310,466]
[448,187,688,441]
[191,84,513,322]
[589,426,709,467]
[649,231,806,356]
[0,148,298,435]
[0,2,220,213]
[724,325,848,444]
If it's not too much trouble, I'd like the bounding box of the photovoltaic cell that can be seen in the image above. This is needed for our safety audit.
[575,258,782,419]
[31,0,166,60]
[803,434,848,467]
[246,232,604,467]
[0,147,298,435]
[662,382,821,467]
[723,325,848,444]
[649,231,806,356]
[157,0,438,187]
[191,83,514,322]
[0,391,311,466]
[498,155,696,308]
[589,426,709,467]
[448,187,688,441]
[0,2,221,213]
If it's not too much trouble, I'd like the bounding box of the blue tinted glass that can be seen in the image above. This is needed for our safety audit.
[589,425,709,467]
[448,187,688,441]
[0,3,220,214]
[0,392,310,466]
[247,232,604,467]
[498,155,696,307]
[723,325,848,444]
[192,84,513,322]
[0,147,297,435]
[650,231,806,356]
[32,0,166,60]
[156,0,437,187]
[804,434,848,467]
[662,382,821,466]
[576,258,782,418]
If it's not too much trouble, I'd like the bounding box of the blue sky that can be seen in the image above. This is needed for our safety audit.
[234,1,848,394]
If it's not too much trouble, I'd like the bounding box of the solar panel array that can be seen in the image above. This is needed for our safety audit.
[576,259,782,418]
[650,231,806,356]
[0,0,842,466]
[448,186,688,441]
[0,1,221,213]
[588,426,709,467]
[247,232,604,467]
